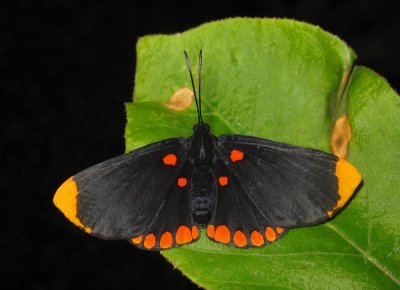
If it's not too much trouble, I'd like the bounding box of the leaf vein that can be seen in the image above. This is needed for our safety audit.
[326,223,400,286]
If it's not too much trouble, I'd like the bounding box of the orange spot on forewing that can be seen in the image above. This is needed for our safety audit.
[230,149,244,162]
[214,225,230,244]
[176,226,192,244]
[177,177,187,187]
[53,177,92,233]
[163,154,177,166]
[233,230,247,247]
[328,158,361,217]
[219,176,229,186]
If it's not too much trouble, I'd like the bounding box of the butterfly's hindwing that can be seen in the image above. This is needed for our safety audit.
[207,158,286,248]
[129,160,200,250]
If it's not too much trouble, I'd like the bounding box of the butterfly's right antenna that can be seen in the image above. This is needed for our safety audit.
[184,51,203,124]
[197,50,203,123]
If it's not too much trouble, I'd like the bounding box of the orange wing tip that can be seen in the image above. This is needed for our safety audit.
[328,158,362,217]
[53,177,92,233]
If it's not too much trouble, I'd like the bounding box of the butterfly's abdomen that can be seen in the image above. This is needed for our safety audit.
[189,124,217,225]
[190,167,216,225]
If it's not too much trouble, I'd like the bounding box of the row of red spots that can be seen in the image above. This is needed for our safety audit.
[230,149,244,162]
[207,225,285,247]
[163,153,177,166]
[131,225,199,249]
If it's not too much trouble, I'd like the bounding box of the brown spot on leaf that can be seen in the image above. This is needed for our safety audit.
[164,87,194,111]
[331,115,352,159]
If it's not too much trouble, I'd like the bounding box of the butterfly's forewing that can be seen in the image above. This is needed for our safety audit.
[208,134,361,248]
[54,138,197,249]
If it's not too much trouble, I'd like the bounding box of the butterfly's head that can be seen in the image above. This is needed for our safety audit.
[193,122,210,135]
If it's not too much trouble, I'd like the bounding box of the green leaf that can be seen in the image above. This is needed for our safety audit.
[125,18,400,289]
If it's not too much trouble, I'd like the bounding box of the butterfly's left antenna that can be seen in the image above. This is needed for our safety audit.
[184,51,203,124]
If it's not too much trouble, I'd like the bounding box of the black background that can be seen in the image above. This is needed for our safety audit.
[2,1,400,289]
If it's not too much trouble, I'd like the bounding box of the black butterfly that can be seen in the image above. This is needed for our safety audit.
[54,51,361,250]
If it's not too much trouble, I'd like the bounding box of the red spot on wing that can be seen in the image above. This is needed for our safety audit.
[176,225,192,244]
[233,230,247,247]
[163,153,177,166]
[177,177,187,187]
[144,233,156,249]
[219,176,229,186]
[230,149,244,162]
[265,227,277,242]
[131,235,142,245]
[160,231,173,249]
[207,225,215,238]
[192,226,199,240]
[214,225,230,244]
[276,227,284,234]
[250,231,264,246]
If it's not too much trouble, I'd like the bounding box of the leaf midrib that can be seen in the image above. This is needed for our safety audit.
[180,246,362,258]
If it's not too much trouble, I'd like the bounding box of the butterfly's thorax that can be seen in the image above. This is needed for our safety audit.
[189,123,217,225]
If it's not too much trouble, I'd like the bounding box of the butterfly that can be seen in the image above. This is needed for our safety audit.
[54,50,361,250]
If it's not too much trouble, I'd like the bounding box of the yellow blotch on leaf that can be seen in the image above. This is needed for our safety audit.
[331,115,352,159]
[164,87,194,111]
